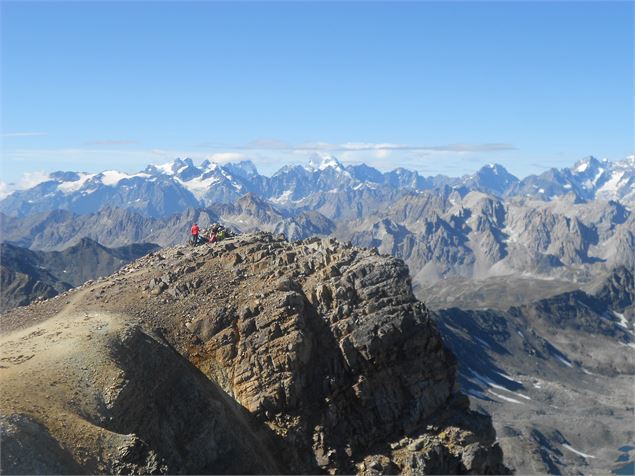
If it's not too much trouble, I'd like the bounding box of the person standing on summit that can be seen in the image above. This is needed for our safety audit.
[191,223,200,246]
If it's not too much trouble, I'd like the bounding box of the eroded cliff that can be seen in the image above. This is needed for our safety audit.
[1,233,508,474]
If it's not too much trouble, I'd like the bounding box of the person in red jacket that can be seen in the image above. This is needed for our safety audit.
[191,223,200,245]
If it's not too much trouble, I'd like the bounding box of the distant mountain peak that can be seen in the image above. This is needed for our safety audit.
[50,171,80,182]
[462,163,518,196]
[1,155,632,219]
[223,160,259,179]
[573,156,601,174]
[479,163,511,176]
[621,154,635,167]
[305,153,344,172]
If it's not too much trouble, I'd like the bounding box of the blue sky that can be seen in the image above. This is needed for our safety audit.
[1,1,633,189]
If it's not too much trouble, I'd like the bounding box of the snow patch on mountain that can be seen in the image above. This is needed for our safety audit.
[57,173,94,193]
[488,390,525,405]
[575,162,589,173]
[100,171,151,186]
[597,171,626,194]
[305,153,345,172]
[154,161,178,176]
[1,155,633,220]
[555,354,573,368]
[177,174,222,199]
[562,444,596,459]
[271,190,293,204]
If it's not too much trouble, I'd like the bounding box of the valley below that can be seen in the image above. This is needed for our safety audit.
[426,272,635,475]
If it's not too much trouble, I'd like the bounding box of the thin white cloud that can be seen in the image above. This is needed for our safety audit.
[84,139,138,146]
[207,152,247,163]
[5,148,159,164]
[1,144,620,191]
[19,170,51,188]
[245,138,289,149]
[2,132,48,137]
[0,182,11,199]
[0,139,520,185]
[233,140,516,153]
[0,170,51,199]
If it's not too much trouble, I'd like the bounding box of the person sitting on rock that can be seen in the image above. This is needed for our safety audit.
[191,223,200,246]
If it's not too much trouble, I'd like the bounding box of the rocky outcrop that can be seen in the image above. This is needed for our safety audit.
[178,235,462,473]
[1,233,508,474]
[593,266,634,312]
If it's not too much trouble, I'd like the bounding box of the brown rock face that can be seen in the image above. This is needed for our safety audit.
[183,235,458,473]
[1,233,508,474]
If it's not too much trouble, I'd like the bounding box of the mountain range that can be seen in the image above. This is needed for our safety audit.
[2,155,633,218]
[2,176,633,291]
[1,154,634,474]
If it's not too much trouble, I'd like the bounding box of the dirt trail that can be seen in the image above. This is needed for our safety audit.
[0,263,152,336]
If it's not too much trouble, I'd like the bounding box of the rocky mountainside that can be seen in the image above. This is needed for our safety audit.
[509,155,635,202]
[342,189,634,286]
[2,154,633,291]
[0,239,159,312]
[0,233,508,474]
[3,186,633,290]
[429,266,635,475]
[0,195,335,251]
[2,155,633,218]
[0,244,71,311]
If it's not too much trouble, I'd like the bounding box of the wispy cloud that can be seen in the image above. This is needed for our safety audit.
[223,140,518,175]
[84,139,138,146]
[0,170,52,199]
[231,140,516,154]
[1,139,520,184]
[208,152,248,163]
[2,132,48,137]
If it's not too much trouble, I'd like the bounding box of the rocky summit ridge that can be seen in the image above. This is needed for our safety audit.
[0,233,507,474]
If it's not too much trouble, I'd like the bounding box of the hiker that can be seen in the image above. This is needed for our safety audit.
[209,230,218,244]
[191,223,200,246]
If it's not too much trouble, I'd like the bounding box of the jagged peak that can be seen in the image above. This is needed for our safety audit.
[73,236,104,248]
[236,191,271,208]
[482,163,507,173]
[222,159,259,179]
[147,157,206,176]
[49,171,80,182]
[305,153,344,172]
[572,155,602,173]
[615,154,635,169]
